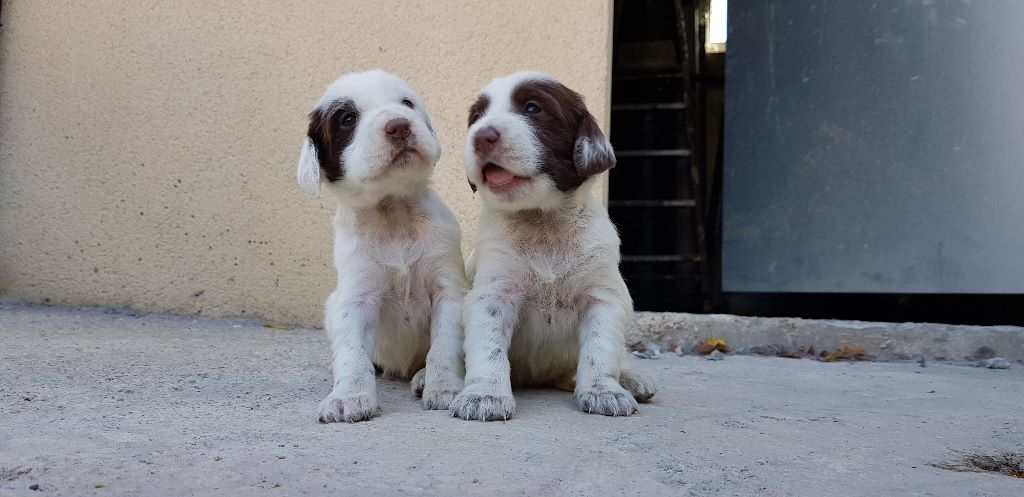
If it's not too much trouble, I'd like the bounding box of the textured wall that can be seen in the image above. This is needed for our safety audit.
[0,1,612,327]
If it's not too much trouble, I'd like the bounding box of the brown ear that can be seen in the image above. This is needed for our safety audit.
[573,111,616,178]
[297,99,355,193]
[298,108,332,193]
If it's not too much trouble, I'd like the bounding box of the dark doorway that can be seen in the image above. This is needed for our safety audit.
[610,1,1024,326]
[609,0,724,312]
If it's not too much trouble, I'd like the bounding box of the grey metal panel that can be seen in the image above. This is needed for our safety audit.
[723,0,1024,293]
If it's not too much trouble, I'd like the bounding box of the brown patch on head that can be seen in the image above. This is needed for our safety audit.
[306,98,359,182]
[467,94,490,127]
[510,79,616,192]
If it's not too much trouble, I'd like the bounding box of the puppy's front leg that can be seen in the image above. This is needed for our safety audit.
[450,286,519,421]
[420,279,466,410]
[318,292,380,423]
[575,300,639,416]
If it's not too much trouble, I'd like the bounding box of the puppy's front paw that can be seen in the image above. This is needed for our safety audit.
[317,393,379,423]
[575,384,639,417]
[450,384,516,421]
[619,369,656,403]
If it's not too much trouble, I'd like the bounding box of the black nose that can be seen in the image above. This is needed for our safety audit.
[473,126,501,154]
[385,118,411,140]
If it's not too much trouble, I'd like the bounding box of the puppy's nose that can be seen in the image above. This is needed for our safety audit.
[385,118,412,140]
[473,126,501,154]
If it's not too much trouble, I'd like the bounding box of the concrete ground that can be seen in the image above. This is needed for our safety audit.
[1,303,1022,497]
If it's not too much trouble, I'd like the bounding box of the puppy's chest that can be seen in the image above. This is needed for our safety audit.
[507,227,593,283]
[506,238,598,314]
[365,237,427,270]
[365,238,430,291]
[339,227,434,301]
[517,250,581,289]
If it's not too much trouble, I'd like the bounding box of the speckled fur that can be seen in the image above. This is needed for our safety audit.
[297,71,466,423]
[451,72,655,421]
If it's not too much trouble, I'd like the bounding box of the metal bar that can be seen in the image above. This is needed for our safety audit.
[681,0,713,312]
[616,149,691,158]
[622,273,702,281]
[608,199,695,207]
[621,254,703,263]
[613,71,686,81]
[691,74,725,85]
[611,102,687,111]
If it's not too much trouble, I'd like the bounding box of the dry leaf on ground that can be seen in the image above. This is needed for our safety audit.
[822,343,870,362]
[697,337,730,355]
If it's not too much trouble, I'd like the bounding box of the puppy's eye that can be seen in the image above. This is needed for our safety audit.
[340,113,358,127]
[401,98,415,109]
[524,102,541,115]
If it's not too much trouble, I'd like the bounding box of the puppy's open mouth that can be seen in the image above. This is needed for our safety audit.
[482,163,529,192]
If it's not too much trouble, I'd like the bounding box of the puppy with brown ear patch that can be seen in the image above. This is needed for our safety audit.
[451,71,656,421]
[297,70,466,423]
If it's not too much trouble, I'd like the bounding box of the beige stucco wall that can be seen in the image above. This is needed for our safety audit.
[0,1,612,327]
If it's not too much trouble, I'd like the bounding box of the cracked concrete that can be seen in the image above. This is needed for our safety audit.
[1,303,1022,496]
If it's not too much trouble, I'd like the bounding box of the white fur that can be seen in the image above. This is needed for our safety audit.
[297,138,322,194]
[298,70,466,422]
[451,72,655,421]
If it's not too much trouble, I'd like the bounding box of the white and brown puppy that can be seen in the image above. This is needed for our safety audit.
[297,70,466,423]
[450,71,656,421]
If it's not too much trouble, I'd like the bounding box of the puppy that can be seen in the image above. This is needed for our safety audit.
[297,70,466,423]
[450,71,656,421]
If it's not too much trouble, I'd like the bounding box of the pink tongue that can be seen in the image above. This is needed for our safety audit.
[484,165,516,186]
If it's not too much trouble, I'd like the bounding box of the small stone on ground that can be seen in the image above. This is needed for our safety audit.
[977,357,1012,369]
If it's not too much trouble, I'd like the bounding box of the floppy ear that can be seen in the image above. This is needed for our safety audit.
[297,136,321,194]
[297,105,343,194]
[573,110,616,178]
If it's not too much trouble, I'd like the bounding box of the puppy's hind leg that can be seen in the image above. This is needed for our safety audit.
[318,292,381,423]
[619,369,656,402]
[551,375,576,393]
[410,368,426,398]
